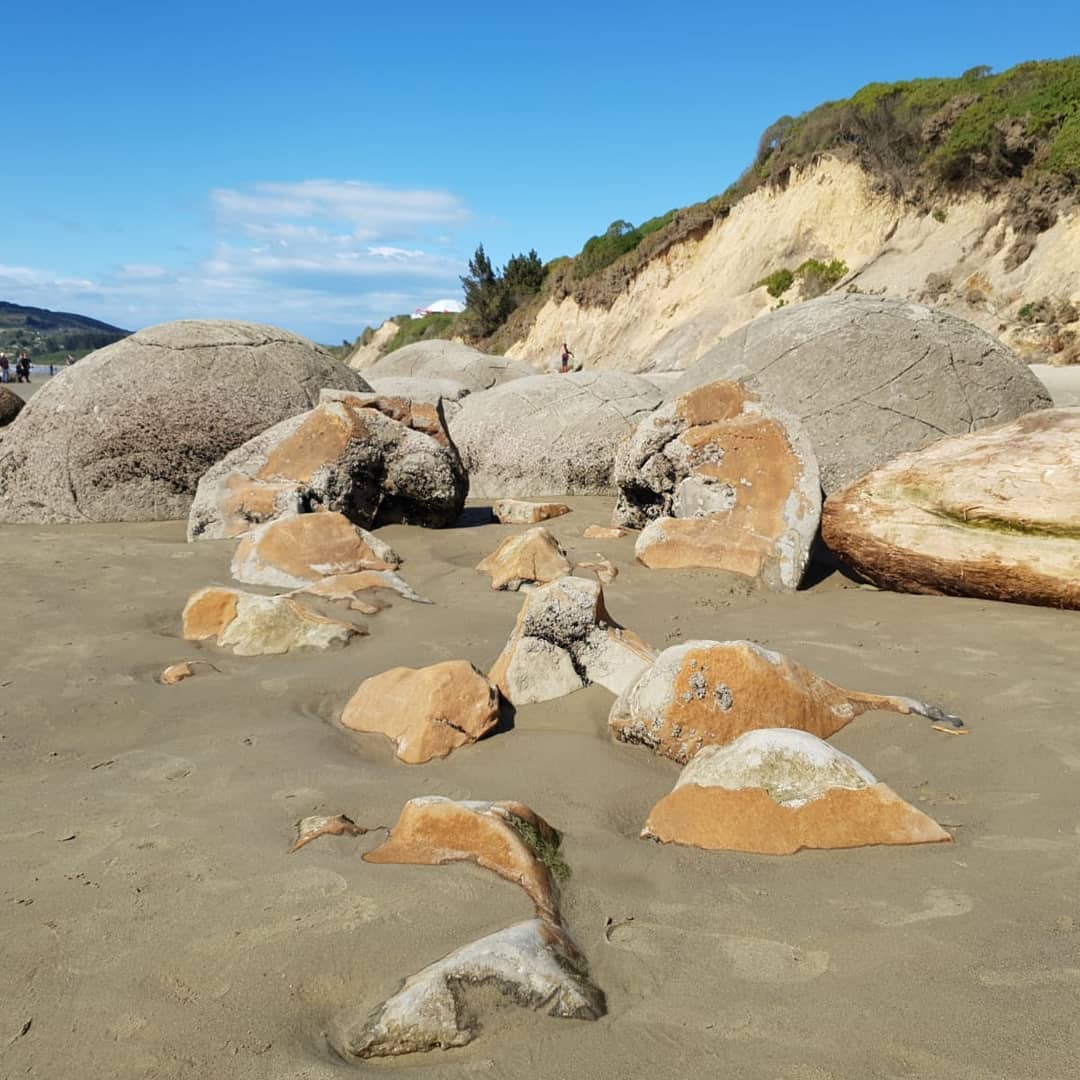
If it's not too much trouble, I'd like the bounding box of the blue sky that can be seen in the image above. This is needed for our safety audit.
[2,1,1077,342]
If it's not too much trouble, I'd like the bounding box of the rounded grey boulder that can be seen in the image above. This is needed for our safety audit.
[0,320,369,523]
[449,371,662,497]
[0,386,23,427]
[671,295,1052,492]
[369,339,533,393]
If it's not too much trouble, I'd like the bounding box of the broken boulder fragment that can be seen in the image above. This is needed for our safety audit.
[341,662,500,764]
[613,380,820,589]
[329,919,605,1061]
[182,586,359,656]
[230,511,400,590]
[493,499,572,525]
[609,639,961,764]
[188,395,467,540]
[364,797,564,921]
[476,527,572,591]
[643,728,952,854]
[489,576,656,705]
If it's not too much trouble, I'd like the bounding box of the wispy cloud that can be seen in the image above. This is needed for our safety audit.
[4,178,474,339]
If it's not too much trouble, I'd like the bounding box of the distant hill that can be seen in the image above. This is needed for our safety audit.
[0,301,130,358]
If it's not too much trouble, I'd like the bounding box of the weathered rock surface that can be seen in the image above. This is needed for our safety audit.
[611,639,961,764]
[615,380,820,588]
[490,577,656,705]
[296,569,429,611]
[575,558,618,584]
[0,320,368,523]
[476,527,572,591]
[449,372,661,497]
[188,396,466,540]
[671,295,1052,493]
[182,586,359,655]
[288,814,368,853]
[493,499,572,524]
[341,662,500,764]
[642,728,952,854]
[231,512,399,589]
[160,662,194,685]
[363,375,471,405]
[822,408,1080,609]
[368,340,533,393]
[330,919,605,1060]
[0,387,23,427]
[583,524,629,539]
[365,797,564,920]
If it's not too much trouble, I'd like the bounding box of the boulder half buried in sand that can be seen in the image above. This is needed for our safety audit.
[329,919,605,1060]
[489,576,657,705]
[476,527,572,591]
[822,408,1080,609]
[614,380,820,589]
[364,797,565,921]
[188,396,466,540]
[182,586,359,656]
[231,512,400,590]
[670,295,1052,493]
[0,386,23,427]
[341,662,500,764]
[366,339,533,393]
[643,728,951,854]
[610,639,962,764]
[0,319,369,524]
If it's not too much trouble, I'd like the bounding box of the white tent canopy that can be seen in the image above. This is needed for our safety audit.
[414,298,465,316]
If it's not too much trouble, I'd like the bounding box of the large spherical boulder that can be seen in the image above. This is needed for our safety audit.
[671,295,1052,492]
[369,340,533,393]
[0,320,369,523]
[0,387,23,427]
[449,371,661,497]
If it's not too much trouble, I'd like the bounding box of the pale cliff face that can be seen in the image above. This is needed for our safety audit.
[503,158,1080,373]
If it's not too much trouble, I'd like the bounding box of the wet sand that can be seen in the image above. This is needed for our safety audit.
[1,500,1079,1079]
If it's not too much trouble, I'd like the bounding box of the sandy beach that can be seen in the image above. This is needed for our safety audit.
[2,485,1079,1079]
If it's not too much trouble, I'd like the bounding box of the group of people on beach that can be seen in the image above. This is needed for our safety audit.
[0,352,33,384]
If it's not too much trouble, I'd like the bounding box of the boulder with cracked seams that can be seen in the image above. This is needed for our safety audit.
[671,294,1051,493]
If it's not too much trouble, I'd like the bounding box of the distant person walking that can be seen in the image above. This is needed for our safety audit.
[0,354,9,383]
[15,353,31,383]
[559,343,574,374]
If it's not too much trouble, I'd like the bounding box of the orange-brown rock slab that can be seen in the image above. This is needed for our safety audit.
[583,524,629,539]
[341,660,499,764]
[161,662,195,685]
[644,783,951,854]
[609,639,960,763]
[476,527,571,590]
[822,407,1080,609]
[493,499,572,524]
[231,511,400,589]
[364,797,562,922]
[181,587,239,641]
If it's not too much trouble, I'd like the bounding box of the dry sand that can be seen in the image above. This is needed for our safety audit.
[2,495,1079,1080]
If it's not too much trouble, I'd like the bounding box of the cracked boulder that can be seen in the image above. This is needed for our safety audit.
[329,919,605,1060]
[341,662,500,764]
[231,511,400,589]
[365,797,565,921]
[489,576,656,705]
[0,320,369,523]
[476,527,572,591]
[614,380,820,588]
[449,372,661,497]
[823,408,1080,609]
[0,386,23,427]
[182,586,359,655]
[671,295,1051,493]
[188,395,466,539]
[642,728,952,854]
[610,640,961,764]
[366,339,533,393]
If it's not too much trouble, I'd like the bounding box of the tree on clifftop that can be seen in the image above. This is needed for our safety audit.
[460,244,512,337]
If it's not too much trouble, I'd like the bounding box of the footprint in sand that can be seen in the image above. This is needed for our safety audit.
[114,750,195,782]
[869,887,974,927]
[607,921,828,983]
